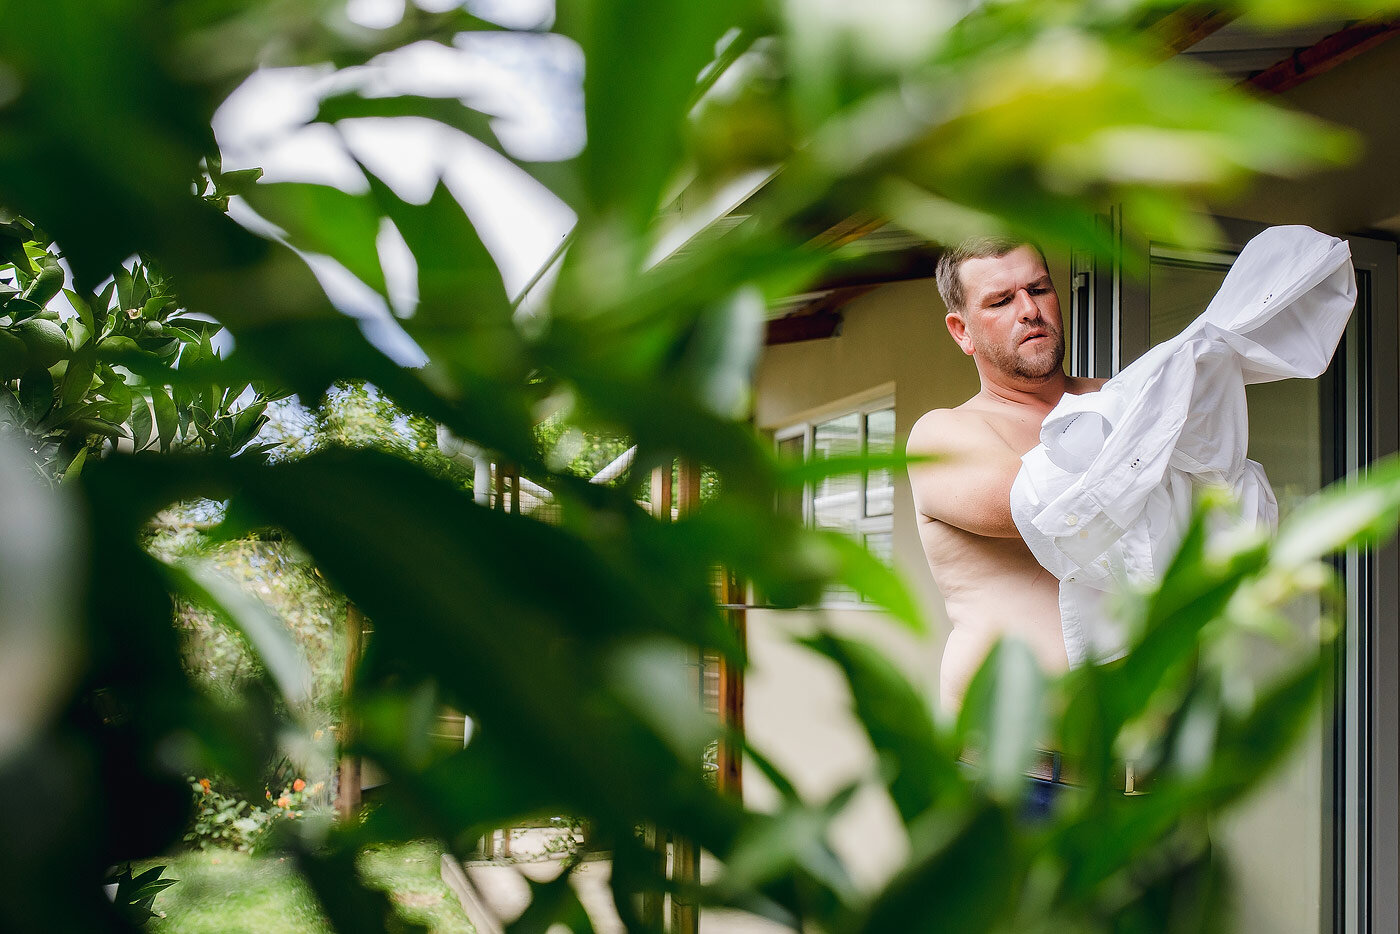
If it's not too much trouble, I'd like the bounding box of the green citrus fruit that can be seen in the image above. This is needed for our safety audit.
[13,318,68,369]
[0,329,26,379]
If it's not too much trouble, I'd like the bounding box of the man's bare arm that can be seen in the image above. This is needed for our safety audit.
[906,409,1024,538]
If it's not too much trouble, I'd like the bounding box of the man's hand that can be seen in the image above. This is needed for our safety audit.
[906,408,1025,538]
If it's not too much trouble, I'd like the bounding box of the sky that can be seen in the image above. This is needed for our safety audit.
[212,0,576,363]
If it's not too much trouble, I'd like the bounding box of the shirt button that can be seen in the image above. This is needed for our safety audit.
[1065,514,1079,526]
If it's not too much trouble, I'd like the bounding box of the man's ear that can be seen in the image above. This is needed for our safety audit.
[946,311,974,356]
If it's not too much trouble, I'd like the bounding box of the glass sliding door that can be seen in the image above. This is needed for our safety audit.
[1072,215,1398,934]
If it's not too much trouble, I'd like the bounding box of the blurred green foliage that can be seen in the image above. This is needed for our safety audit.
[1,1,1398,932]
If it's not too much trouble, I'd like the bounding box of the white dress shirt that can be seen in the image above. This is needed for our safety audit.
[1010,225,1357,666]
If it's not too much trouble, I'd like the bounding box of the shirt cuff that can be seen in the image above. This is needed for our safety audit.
[1030,490,1127,567]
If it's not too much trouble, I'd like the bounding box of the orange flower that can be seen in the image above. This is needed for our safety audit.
[276,795,291,808]
[292,778,306,793]
[198,778,211,794]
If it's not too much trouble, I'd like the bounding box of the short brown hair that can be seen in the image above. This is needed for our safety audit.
[935,237,1048,313]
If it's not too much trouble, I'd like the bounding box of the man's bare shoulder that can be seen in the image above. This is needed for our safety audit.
[907,400,1007,457]
[906,401,1024,536]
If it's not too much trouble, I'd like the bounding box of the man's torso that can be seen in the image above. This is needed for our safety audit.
[910,378,1104,711]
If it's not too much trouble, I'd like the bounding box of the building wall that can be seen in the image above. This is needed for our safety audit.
[1218,35,1400,238]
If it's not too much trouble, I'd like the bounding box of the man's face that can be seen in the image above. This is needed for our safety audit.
[950,245,1064,380]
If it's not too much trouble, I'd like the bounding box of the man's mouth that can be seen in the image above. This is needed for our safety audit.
[1021,331,1050,345]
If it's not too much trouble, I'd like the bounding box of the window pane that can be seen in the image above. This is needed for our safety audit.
[864,407,894,517]
[863,530,893,565]
[775,434,805,521]
[812,413,860,535]
[1147,260,1230,346]
[848,532,892,604]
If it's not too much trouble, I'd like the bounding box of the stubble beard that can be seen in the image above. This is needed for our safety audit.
[981,326,1065,380]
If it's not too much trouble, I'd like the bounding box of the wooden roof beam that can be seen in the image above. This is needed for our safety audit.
[1150,5,1239,58]
[765,310,844,346]
[1247,18,1400,94]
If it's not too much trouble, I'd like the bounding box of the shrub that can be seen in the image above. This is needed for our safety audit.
[185,776,326,854]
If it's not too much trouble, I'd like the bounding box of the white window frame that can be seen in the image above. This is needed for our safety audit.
[774,389,895,605]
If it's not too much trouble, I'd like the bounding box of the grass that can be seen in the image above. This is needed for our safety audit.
[139,841,474,934]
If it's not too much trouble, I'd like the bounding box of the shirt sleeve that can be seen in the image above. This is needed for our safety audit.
[1028,344,1207,568]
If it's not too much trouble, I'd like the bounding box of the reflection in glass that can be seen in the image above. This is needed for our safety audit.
[775,434,805,523]
[1148,248,1324,934]
[813,413,860,535]
[865,407,894,518]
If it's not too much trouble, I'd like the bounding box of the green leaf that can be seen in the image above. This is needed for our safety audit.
[1093,508,1267,746]
[17,367,54,422]
[776,451,932,492]
[21,254,64,306]
[859,804,1016,934]
[231,399,268,448]
[719,785,860,905]
[59,341,96,407]
[129,396,153,451]
[97,335,145,359]
[60,445,88,482]
[114,265,134,313]
[5,297,43,322]
[1202,649,1332,809]
[67,416,126,439]
[813,530,924,632]
[38,400,103,432]
[107,862,179,926]
[559,0,758,231]
[1054,787,1202,900]
[242,181,389,297]
[141,295,171,319]
[151,385,177,451]
[161,560,313,708]
[0,235,34,278]
[801,632,958,825]
[365,176,510,324]
[505,865,600,934]
[102,449,744,857]
[955,639,1045,802]
[684,286,764,418]
[213,166,263,197]
[94,281,117,321]
[316,92,508,154]
[1273,451,1400,569]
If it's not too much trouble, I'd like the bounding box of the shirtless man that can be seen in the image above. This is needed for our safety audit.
[907,239,1105,713]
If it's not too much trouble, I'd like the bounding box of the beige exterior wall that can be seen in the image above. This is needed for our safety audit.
[1217,35,1400,237]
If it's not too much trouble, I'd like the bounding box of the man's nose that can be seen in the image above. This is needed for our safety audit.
[1014,289,1039,321]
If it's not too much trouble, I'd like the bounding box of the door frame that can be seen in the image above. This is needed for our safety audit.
[1069,212,1399,934]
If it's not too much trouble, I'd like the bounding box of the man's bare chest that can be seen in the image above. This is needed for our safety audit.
[979,408,1047,459]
